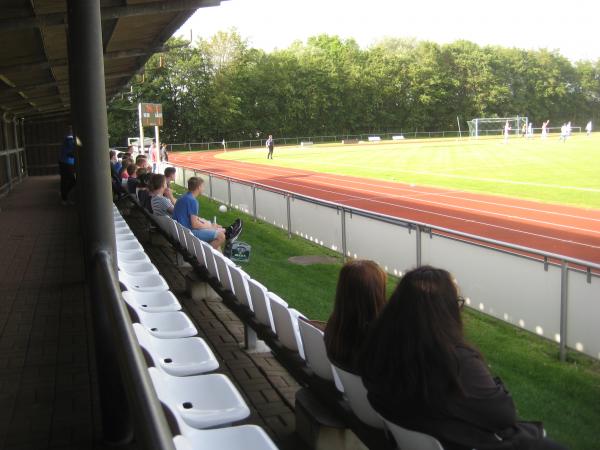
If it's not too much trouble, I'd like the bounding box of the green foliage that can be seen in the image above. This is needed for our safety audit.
[107,31,600,146]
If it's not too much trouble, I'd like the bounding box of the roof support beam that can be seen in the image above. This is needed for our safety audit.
[0,0,221,31]
[0,44,185,72]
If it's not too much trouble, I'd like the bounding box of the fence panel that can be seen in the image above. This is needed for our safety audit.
[169,162,600,361]
[345,213,417,276]
[422,234,562,345]
[255,188,288,230]
[566,270,600,359]
[230,181,254,215]
[210,177,229,204]
[289,198,343,251]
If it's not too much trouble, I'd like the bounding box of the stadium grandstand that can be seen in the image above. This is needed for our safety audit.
[0,2,598,450]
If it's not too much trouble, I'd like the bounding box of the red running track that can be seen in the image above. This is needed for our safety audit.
[169,151,600,265]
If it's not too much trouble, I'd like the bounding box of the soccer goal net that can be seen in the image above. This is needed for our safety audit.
[467,117,528,137]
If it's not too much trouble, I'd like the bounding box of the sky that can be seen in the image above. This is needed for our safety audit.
[177,0,599,62]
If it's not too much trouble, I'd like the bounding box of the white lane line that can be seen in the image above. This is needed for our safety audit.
[177,157,600,235]
[175,159,600,251]
[217,153,600,193]
[196,155,600,223]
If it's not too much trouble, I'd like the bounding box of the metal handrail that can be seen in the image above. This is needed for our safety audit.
[95,250,175,450]
[177,164,600,272]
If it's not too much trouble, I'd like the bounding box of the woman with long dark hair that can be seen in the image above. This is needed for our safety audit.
[324,260,387,372]
[359,266,567,450]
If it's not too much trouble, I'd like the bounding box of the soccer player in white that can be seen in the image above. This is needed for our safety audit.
[566,121,572,137]
[504,121,511,144]
[560,124,567,142]
[541,120,549,139]
[586,121,592,136]
[527,122,533,138]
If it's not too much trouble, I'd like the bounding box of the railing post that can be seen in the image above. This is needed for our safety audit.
[244,324,257,350]
[2,122,12,192]
[227,178,232,206]
[559,260,569,362]
[286,194,292,238]
[341,208,348,261]
[208,173,213,199]
[416,224,422,267]
[252,185,257,220]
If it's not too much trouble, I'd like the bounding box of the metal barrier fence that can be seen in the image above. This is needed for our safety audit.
[171,163,600,362]
[0,147,27,196]
[115,126,587,154]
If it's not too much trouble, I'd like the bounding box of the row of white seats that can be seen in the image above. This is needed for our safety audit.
[151,213,443,450]
[112,205,278,450]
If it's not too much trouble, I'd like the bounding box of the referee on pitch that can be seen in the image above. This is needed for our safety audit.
[266,134,274,159]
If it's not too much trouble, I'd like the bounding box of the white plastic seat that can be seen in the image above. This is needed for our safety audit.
[133,324,218,376]
[117,250,150,264]
[213,252,235,293]
[118,261,159,276]
[332,365,384,429]
[200,241,219,280]
[183,229,198,258]
[190,235,208,268]
[381,416,444,450]
[153,215,171,234]
[148,367,250,428]
[116,234,138,244]
[173,425,278,450]
[116,240,144,253]
[247,279,277,331]
[229,267,253,310]
[119,271,169,292]
[115,227,134,237]
[175,222,188,250]
[167,217,180,241]
[114,223,131,233]
[163,401,277,450]
[269,296,305,359]
[122,290,181,312]
[298,320,335,381]
[134,309,197,339]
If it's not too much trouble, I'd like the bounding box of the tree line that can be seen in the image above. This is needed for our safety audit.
[107,31,600,146]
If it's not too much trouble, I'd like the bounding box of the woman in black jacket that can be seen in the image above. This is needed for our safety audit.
[359,266,567,450]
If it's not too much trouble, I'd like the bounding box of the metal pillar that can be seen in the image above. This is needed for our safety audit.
[13,120,21,181]
[227,178,232,206]
[415,225,422,267]
[66,0,130,445]
[340,208,347,261]
[559,261,569,362]
[286,194,292,238]
[252,185,257,220]
[2,121,12,191]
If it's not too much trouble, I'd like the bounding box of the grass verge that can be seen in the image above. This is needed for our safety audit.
[174,184,600,450]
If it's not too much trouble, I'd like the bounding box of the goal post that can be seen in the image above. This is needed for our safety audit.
[467,116,528,138]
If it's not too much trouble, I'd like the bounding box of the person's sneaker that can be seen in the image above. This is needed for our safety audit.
[225,219,243,242]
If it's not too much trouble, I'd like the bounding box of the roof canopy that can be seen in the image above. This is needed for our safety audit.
[0,0,223,120]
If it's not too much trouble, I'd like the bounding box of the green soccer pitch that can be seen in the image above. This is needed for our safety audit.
[217,133,600,209]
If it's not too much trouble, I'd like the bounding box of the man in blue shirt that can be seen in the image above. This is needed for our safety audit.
[173,177,226,250]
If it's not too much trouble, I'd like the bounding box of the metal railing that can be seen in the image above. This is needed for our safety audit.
[114,126,588,153]
[94,250,175,450]
[0,147,27,196]
[171,163,600,362]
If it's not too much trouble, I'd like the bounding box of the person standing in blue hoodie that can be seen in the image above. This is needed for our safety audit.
[58,127,76,205]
